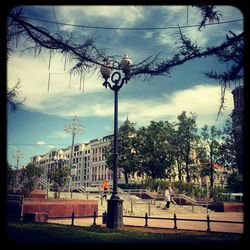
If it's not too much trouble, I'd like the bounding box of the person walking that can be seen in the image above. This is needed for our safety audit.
[103,179,109,200]
[164,187,171,210]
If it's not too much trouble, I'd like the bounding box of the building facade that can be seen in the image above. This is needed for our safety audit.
[30,135,125,190]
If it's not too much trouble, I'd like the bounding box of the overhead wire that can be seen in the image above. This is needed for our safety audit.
[8,143,71,146]
[20,14,243,93]
[52,6,61,34]
[24,16,243,31]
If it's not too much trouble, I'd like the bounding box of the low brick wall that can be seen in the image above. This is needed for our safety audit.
[208,202,243,212]
[29,190,47,199]
[8,189,47,198]
[23,199,98,217]
[223,202,243,212]
[23,212,48,222]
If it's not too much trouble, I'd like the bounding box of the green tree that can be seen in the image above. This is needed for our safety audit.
[134,121,175,179]
[105,119,138,184]
[201,125,221,187]
[7,164,16,188]
[171,128,185,182]
[218,119,237,170]
[22,163,44,197]
[227,172,243,193]
[176,111,198,183]
[49,166,70,199]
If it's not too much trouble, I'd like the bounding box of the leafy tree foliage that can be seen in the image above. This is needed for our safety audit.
[227,172,243,193]
[134,121,175,180]
[7,164,16,188]
[218,119,237,170]
[22,163,44,196]
[7,79,26,111]
[176,111,198,183]
[49,166,70,198]
[201,125,221,187]
[104,119,138,184]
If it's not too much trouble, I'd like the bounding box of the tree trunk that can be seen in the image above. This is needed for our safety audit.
[124,172,129,184]
[178,167,182,182]
[185,161,190,183]
[185,145,191,182]
[151,171,156,179]
[177,155,182,181]
[210,149,214,188]
[185,150,190,182]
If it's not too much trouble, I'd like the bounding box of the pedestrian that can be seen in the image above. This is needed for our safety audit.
[168,185,176,205]
[164,187,171,210]
[103,179,109,200]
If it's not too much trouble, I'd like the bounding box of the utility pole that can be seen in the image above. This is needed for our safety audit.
[12,149,24,188]
[64,116,84,198]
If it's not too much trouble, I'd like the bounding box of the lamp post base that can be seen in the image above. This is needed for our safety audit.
[106,196,123,229]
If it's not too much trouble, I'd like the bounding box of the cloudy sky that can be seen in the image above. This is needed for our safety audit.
[7,5,243,167]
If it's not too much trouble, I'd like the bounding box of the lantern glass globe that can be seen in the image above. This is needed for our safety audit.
[120,54,132,70]
[100,65,112,78]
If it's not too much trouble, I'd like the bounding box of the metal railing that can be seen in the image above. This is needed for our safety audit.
[37,177,52,198]
[45,211,243,234]
[73,185,89,200]
[117,187,152,215]
[116,189,211,213]
[171,193,212,213]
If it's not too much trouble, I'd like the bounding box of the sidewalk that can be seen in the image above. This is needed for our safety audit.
[48,212,244,234]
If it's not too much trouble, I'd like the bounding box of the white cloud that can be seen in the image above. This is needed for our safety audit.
[57,6,145,28]
[36,141,46,145]
[118,84,234,128]
[8,50,234,130]
[7,52,104,111]
[155,5,243,50]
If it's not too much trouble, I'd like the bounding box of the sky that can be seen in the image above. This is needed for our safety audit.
[7,5,244,168]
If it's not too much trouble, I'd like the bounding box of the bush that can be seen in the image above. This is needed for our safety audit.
[209,186,228,202]
[119,179,231,202]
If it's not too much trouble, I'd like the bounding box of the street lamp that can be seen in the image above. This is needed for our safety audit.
[64,116,84,198]
[100,54,132,229]
[13,149,23,188]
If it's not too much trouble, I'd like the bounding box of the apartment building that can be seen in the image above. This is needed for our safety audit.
[29,133,231,190]
[30,135,125,189]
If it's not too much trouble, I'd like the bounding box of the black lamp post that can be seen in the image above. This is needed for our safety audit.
[100,54,132,229]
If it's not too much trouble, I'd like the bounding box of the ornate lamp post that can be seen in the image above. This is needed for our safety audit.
[100,54,132,229]
[64,116,84,198]
[12,149,23,188]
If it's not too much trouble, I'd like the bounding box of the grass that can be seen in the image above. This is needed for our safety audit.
[7,221,243,244]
